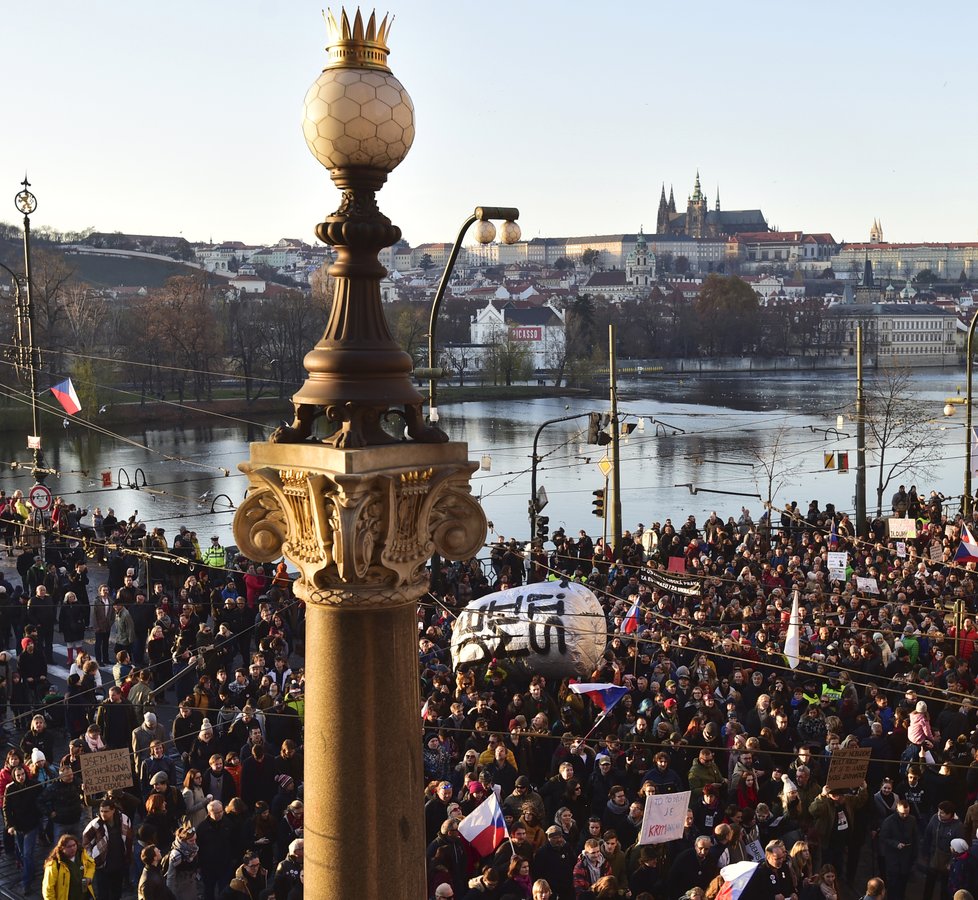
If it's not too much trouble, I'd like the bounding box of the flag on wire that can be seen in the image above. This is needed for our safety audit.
[716,860,760,899]
[621,597,641,635]
[50,378,81,415]
[784,590,801,670]
[457,792,508,858]
[568,682,630,715]
[955,524,978,564]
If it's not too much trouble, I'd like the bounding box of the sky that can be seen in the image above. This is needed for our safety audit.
[4,1,978,249]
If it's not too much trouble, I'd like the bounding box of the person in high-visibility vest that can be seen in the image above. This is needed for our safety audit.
[203,535,225,571]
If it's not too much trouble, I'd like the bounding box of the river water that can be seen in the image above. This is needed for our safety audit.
[0,371,967,548]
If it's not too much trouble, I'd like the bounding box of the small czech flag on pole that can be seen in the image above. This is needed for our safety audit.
[955,524,978,564]
[50,378,82,415]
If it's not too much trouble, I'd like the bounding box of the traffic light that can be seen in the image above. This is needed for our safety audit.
[587,412,612,446]
[592,489,605,518]
[535,515,550,541]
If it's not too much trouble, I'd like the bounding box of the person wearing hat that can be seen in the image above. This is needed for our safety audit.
[533,826,574,899]
[131,711,166,764]
[502,774,544,822]
[202,535,226,573]
[275,796,303,860]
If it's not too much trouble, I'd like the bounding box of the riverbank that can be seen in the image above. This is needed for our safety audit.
[0,385,595,433]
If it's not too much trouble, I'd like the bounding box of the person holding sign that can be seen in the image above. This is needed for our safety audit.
[809,782,868,885]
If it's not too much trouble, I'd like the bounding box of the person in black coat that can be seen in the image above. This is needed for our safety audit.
[196,801,233,900]
[878,798,920,900]
[533,827,575,900]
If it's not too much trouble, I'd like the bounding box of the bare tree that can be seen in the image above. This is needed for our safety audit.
[747,424,792,536]
[864,368,942,517]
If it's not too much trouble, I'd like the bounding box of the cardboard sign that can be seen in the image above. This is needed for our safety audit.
[888,518,916,539]
[896,541,907,558]
[80,748,133,794]
[638,790,690,845]
[825,747,871,792]
[855,576,879,595]
[745,839,765,862]
[929,541,943,562]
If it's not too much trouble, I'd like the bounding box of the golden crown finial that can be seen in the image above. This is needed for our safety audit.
[322,7,393,71]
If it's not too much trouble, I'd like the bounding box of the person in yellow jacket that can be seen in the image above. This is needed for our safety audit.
[42,833,96,900]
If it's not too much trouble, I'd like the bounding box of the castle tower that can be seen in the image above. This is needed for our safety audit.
[716,187,721,212]
[870,218,883,243]
[668,185,676,214]
[686,170,708,238]
[656,184,670,234]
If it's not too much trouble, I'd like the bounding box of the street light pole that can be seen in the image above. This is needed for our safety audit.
[609,323,622,554]
[420,206,520,423]
[855,324,867,535]
[529,412,588,542]
[233,12,487,897]
[965,308,978,516]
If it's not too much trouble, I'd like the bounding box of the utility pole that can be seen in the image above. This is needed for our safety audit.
[529,412,588,544]
[855,324,867,536]
[609,324,622,554]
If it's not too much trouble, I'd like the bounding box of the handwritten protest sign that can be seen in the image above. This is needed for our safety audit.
[80,748,133,794]
[638,790,690,845]
[827,552,847,581]
[888,518,916,539]
[855,576,879,595]
[825,747,871,792]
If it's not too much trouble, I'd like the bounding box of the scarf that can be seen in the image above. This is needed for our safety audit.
[85,735,106,752]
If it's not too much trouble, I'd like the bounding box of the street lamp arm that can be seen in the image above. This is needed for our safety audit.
[426,206,521,420]
[529,412,590,542]
[427,213,478,416]
[965,308,978,516]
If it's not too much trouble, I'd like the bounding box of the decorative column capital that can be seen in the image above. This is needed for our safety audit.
[233,442,486,608]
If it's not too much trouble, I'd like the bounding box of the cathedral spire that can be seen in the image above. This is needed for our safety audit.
[692,170,702,201]
[715,186,720,212]
[668,185,676,213]
[660,183,666,203]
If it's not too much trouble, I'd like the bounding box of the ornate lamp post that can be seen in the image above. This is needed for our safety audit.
[232,9,487,897]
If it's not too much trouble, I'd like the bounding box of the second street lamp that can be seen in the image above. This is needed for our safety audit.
[418,206,520,423]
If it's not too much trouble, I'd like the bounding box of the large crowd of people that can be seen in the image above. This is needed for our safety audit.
[7,484,978,900]
[420,489,978,900]
[0,491,304,900]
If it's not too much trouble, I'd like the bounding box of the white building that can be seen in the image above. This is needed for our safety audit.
[468,301,566,370]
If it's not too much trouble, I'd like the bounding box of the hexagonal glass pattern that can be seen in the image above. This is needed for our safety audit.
[302,70,415,171]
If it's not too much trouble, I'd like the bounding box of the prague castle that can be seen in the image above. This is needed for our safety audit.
[655,171,769,239]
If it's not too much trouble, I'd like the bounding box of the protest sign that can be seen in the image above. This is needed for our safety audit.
[888,518,916,539]
[80,748,133,794]
[451,581,606,677]
[929,541,943,562]
[636,567,701,597]
[638,790,690,845]
[827,552,847,581]
[855,576,879,595]
[825,747,871,792]
[896,541,907,558]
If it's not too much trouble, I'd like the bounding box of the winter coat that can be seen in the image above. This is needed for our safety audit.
[878,812,919,877]
[59,601,89,643]
[3,779,40,832]
[42,852,96,900]
[164,838,200,900]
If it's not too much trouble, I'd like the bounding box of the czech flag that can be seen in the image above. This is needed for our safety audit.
[829,519,838,549]
[717,860,759,899]
[50,378,82,415]
[458,792,508,858]
[621,597,641,635]
[568,682,629,715]
[955,524,978,564]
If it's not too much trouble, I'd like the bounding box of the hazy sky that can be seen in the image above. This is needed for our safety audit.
[4,2,977,248]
